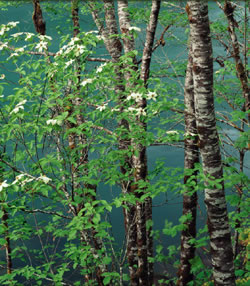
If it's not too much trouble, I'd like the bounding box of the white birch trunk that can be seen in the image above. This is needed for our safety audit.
[188,2,236,285]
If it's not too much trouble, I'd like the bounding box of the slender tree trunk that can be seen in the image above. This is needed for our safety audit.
[117,2,139,284]
[177,35,199,286]
[221,1,249,124]
[71,2,107,284]
[188,2,235,285]
[1,204,12,274]
[139,2,161,284]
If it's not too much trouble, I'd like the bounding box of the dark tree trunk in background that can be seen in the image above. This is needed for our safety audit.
[188,2,236,285]
[177,35,199,286]
[222,1,250,124]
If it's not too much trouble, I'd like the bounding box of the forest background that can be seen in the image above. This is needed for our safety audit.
[0,1,249,285]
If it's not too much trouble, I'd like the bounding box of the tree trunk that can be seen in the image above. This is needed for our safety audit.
[177,34,199,286]
[188,2,236,285]
[222,1,249,124]
[139,2,161,284]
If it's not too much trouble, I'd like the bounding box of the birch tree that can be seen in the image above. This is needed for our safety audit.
[177,35,199,285]
[187,1,235,285]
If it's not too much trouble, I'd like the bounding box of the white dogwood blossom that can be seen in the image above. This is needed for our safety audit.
[38,175,51,184]
[81,78,94,87]
[147,91,157,101]
[35,41,47,52]
[96,63,107,73]
[7,21,19,27]
[11,32,23,38]
[96,104,107,111]
[0,74,5,80]
[39,35,52,41]
[127,92,143,102]
[25,32,34,40]
[0,42,8,50]
[10,100,27,114]
[75,45,86,57]
[129,26,141,32]
[0,180,9,192]
[65,59,74,68]
[46,119,62,126]
[166,130,179,135]
[8,52,19,59]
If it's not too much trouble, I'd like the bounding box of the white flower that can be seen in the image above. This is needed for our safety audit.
[10,105,24,114]
[35,41,47,52]
[0,180,9,192]
[10,100,27,114]
[8,52,19,59]
[64,46,74,54]
[128,92,143,102]
[16,46,25,53]
[25,32,34,40]
[147,91,157,101]
[128,26,141,32]
[0,95,4,98]
[136,107,146,116]
[39,35,52,41]
[86,30,98,35]
[12,174,25,185]
[65,59,75,68]
[8,21,19,27]
[38,175,51,184]
[11,32,23,38]
[75,45,86,56]
[68,37,80,46]
[46,119,59,125]
[0,74,5,80]
[55,49,63,57]
[96,35,104,41]
[0,42,8,50]
[96,63,107,73]
[17,100,27,106]
[96,104,107,111]
[166,130,179,135]
[80,78,94,87]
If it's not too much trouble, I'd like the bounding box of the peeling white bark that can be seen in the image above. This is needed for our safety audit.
[188,2,235,285]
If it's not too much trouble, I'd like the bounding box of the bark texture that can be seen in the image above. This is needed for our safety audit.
[90,1,160,285]
[138,1,161,284]
[32,0,46,35]
[223,1,249,123]
[188,2,236,285]
[177,38,199,285]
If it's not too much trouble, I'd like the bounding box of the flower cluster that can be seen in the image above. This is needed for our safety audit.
[0,21,19,36]
[46,119,62,126]
[11,173,52,187]
[96,63,107,73]
[80,78,95,87]
[127,92,143,102]
[10,99,27,115]
[56,37,86,58]
[127,91,157,102]
[127,106,146,116]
